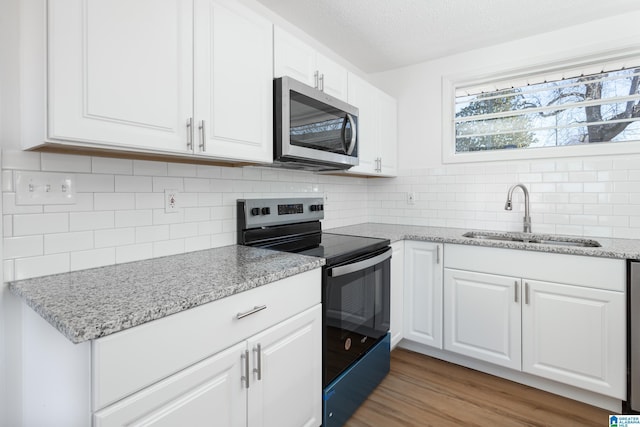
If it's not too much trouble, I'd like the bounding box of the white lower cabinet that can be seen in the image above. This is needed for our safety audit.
[246,306,322,427]
[390,241,405,348]
[443,244,626,399]
[94,305,322,427]
[443,269,521,370]
[94,341,247,426]
[522,279,625,397]
[403,241,443,349]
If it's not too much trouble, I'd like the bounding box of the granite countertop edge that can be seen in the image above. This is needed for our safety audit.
[9,245,325,344]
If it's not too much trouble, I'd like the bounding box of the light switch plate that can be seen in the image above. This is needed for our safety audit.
[15,171,77,205]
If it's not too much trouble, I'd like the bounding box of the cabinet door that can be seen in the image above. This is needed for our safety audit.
[93,341,246,427]
[378,91,398,176]
[444,269,522,369]
[194,0,273,163]
[273,27,317,88]
[247,305,322,427]
[390,241,405,348]
[48,0,192,152]
[403,241,443,348]
[522,279,626,399]
[347,73,378,174]
[316,53,348,101]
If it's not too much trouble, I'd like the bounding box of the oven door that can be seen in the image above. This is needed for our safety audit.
[323,247,391,386]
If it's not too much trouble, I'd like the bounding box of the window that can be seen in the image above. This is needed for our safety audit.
[444,54,640,162]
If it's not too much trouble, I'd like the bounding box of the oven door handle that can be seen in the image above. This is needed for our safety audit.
[328,247,392,277]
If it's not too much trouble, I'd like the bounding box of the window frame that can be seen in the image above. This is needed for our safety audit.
[442,49,640,164]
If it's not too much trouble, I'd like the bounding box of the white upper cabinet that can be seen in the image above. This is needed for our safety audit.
[194,0,273,163]
[34,0,273,164]
[274,27,348,101]
[47,0,193,153]
[347,73,398,177]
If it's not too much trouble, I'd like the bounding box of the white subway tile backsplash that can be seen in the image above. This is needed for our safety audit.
[135,193,164,209]
[115,176,152,193]
[75,174,115,193]
[185,235,211,252]
[3,193,44,215]
[115,210,152,228]
[44,193,94,213]
[45,231,93,254]
[70,247,115,271]
[116,243,153,264]
[70,211,114,231]
[134,160,168,176]
[4,235,43,259]
[95,228,135,248]
[4,148,640,281]
[184,178,211,193]
[153,239,185,257]
[169,222,198,239]
[14,213,68,236]
[92,157,133,175]
[14,253,69,280]
[41,153,91,173]
[94,193,135,211]
[136,224,170,243]
[2,171,13,192]
[196,165,222,179]
[152,177,184,192]
[168,163,197,177]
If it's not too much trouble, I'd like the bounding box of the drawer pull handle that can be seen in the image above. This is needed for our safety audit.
[237,305,267,319]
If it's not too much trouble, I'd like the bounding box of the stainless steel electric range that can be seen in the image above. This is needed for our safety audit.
[237,197,391,427]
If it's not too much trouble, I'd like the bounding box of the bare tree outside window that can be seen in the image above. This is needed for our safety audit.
[454,67,640,153]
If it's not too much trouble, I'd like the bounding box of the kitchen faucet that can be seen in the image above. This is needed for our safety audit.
[505,183,531,233]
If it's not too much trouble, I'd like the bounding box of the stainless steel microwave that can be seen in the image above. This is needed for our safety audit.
[274,76,359,171]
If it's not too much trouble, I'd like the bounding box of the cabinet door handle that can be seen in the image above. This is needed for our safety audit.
[199,120,207,152]
[186,117,194,150]
[319,73,325,91]
[525,282,530,305]
[253,344,262,381]
[237,305,267,319]
[514,281,519,303]
[241,350,250,389]
[436,246,440,264]
[314,70,319,89]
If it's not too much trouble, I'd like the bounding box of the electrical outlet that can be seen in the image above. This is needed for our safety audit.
[165,189,179,213]
[407,192,416,205]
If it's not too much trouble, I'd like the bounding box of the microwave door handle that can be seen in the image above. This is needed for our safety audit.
[328,248,392,277]
[345,113,357,155]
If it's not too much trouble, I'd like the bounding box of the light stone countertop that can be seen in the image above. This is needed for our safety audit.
[327,223,640,260]
[8,245,324,344]
[10,223,640,345]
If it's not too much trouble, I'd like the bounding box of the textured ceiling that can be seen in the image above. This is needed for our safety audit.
[256,0,640,73]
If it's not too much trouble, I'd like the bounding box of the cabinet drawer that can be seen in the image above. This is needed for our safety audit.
[444,244,625,291]
[92,268,321,410]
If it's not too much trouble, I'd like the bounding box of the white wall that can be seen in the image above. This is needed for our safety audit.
[0,0,19,422]
[369,11,640,239]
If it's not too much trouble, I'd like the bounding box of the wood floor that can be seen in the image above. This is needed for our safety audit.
[345,348,612,427]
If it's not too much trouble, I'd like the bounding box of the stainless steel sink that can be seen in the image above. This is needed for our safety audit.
[462,231,601,248]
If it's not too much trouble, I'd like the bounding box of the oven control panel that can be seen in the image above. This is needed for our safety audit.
[238,197,324,229]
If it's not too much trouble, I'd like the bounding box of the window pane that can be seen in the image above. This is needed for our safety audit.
[454,66,640,153]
